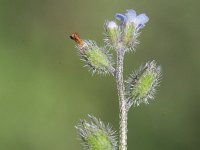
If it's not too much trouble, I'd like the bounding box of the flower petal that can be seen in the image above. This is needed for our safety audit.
[125,9,137,22]
[115,13,127,23]
[135,14,149,29]
[137,14,149,24]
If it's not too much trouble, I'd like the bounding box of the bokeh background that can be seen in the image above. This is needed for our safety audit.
[0,0,200,150]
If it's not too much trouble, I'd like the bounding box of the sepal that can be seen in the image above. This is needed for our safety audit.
[77,40,115,75]
[126,60,161,107]
[75,115,118,150]
[122,23,139,52]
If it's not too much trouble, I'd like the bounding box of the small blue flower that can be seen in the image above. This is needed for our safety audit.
[116,9,149,31]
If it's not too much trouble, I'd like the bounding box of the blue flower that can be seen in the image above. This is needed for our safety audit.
[116,9,149,31]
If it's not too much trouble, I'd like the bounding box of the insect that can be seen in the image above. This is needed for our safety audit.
[69,32,84,47]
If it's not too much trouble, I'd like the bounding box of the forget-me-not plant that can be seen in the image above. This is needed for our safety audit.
[70,9,161,150]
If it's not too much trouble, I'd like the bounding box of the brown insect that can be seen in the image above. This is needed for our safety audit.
[69,32,84,47]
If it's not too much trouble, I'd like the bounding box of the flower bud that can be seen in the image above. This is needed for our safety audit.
[104,21,119,48]
[126,61,161,106]
[76,115,117,150]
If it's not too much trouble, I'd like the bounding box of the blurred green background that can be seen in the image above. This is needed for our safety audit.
[0,0,199,150]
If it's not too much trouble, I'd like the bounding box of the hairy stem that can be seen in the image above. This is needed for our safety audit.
[116,48,127,150]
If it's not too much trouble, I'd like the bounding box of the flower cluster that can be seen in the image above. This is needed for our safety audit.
[105,9,149,51]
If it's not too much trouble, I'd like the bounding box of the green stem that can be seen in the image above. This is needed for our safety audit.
[116,48,127,150]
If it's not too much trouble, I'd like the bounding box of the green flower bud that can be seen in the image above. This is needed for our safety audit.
[126,61,161,107]
[76,115,117,150]
[77,40,114,75]
[104,21,120,48]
